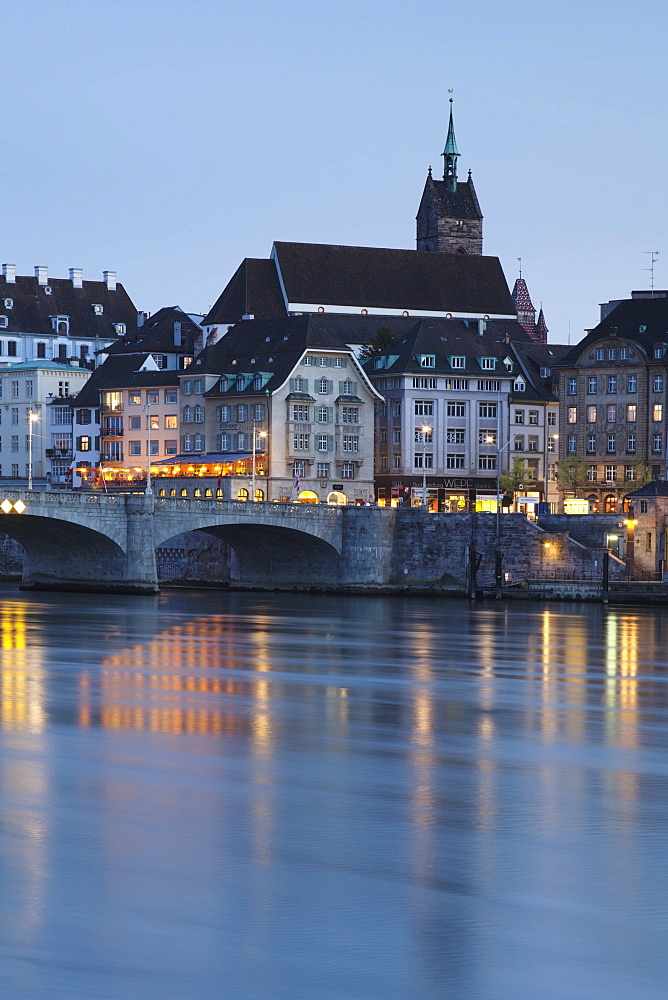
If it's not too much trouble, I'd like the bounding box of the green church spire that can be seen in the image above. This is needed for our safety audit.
[442,98,460,192]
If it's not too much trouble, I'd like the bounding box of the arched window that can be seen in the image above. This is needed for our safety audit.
[180,488,188,497]
[237,488,249,501]
[158,488,166,496]
[254,488,264,501]
[216,488,223,499]
[342,379,352,394]
[194,488,201,497]
[205,488,213,498]
[169,488,176,497]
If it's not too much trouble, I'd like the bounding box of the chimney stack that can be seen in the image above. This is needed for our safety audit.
[137,311,145,328]
[69,267,83,288]
[174,320,182,346]
[35,265,48,286]
[478,319,486,337]
[103,270,117,291]
[2,264,16,284]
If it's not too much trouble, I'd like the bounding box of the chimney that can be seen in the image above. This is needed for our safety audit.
[478,319,486,336]
[2,264,16,284]
[504,331,510,345]
[70,358,80,367]
[137,311,145,327]
[174,320,182,346]
[35,265,48,286]
[69,267,83,288]
[103,270,117,291]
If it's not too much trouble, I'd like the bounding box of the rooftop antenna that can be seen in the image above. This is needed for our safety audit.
[644,251,660,297]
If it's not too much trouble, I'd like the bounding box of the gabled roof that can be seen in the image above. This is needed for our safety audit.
[0,273,137,340]
[193,315,378,399]
[272,241,512,315]
[202,259,287,327]
[102,306,200,358]
[626,480,668,498]
[74,353,178,407]
[556,296,668,367]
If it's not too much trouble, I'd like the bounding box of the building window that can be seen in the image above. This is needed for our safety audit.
[585,434,595,454]
[317,434,329,451]
[528,436,539,452]
[450,356,465,368]
[547,411,556,426]
[627,433,636,453]
[604,465,617,482]
[10,380,18,398]
[10,435,18,452]
[414,453,433,469]
[36,342,46,358]
[444,378,469,391]
[446,454,465,469]
[342,380,353,394]
[237,404,247,422]
[342,406,359,423]
[547,436,556,453]
[194,434,204,451]
[11,408,18,425]
[129,441,141,456]
[567,378,577,395]
[653,404,663,422]
[293,433,310,450]
[165,415,178,429]
[514,410,525,424]
[478,455,497,470]
[620,348,629,360]
[25,380,33,398]
[448,429,466,444]
[128,415,141,430]
[567,407,577,423]
[608,348,617,360]
[292,404,309,421]
[391,401,401,417]
[420,355,436,368]
[655,346,665,359]
[449,402,467,417]
[129,392,141,405]
[182,405,192,423]
[316,462,330,478]
[587,405,597,423]
[479,430,496,445]
[415,427,433,444]
[413,377,438,389]
[165,389,177,404]
[318,378,329,393]
[165,440,177,455]
[393,454,401,468]
[628,375,637,392]
[640,500,648,514]
[587,376,597,393]
[480,357,496,370]
[7,341,17,357]
[147,391,158,405]
[342,435,359,452]
[341,463,354,479]
[607,435,616,453]
[149,415,159,431]
[596,348,605,361]
[587,465,597,482]
[182,434,192,451]
[607,405,616,421]
[481,380,501,392]
[607,376,617,393]
[653,434,662,452]
[514,436,525,451]
[624,465,635,481]
[414,400,434,416]
[194,406,204,422]
[627,404,637,422]
[528,411,538,425]
[654,375,663,392]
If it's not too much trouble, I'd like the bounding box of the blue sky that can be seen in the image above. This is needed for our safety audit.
[2,0,667,341]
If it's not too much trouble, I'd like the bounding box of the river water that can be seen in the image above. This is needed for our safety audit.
[0,585,666,999]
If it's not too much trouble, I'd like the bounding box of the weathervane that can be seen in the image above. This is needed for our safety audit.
[517,257,522,278]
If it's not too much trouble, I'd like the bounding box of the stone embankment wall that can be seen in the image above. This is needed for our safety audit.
[537,514,624,549]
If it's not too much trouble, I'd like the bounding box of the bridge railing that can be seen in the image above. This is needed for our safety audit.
[153,497,342,516]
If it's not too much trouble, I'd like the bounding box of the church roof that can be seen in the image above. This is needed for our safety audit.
[511,277,535,313]
[202,258,287,327]
[101,306,200,357]
[426,175,483,221]
[272,241,511,315]
[535,307,548,340]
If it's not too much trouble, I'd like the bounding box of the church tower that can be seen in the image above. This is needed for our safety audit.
[416,100,483,255]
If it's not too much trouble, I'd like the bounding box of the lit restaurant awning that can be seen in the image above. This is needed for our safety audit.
[154,451,267,466]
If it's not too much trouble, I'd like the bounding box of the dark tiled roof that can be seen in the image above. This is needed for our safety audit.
[202,259,287,326]
[272,241,514,315]
[625,480,668,498]
[0,274,137,340]
[102,306,200,357]
[197,316,362,398]
[428,176,483,221]
[556,297,668,367]
[74,354,178,406]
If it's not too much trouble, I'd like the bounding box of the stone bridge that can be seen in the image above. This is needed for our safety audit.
[0,491,393,593]
[0,490,620,594]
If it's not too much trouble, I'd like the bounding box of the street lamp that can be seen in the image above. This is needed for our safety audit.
[251,427,267,501]
[145,394,153,495]
[494,436,516,542]
[421,424,432,508]
[28,410,39,490]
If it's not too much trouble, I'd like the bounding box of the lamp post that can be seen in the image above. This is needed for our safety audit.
[28,410,39,490]
[421,423,431,508]
[251,427,267,501]
[494,437,516,543]
[145,394,153,495]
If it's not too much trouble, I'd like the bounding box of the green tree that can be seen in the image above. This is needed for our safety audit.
[556,455,589,494]
[499,456,537,493]
[624,461,652,489]
[358,326,398,360]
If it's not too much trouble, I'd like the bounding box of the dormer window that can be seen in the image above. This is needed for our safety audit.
[219,378,229,391]
[504,357,514,371]
[480,357,496,370]
[253,376,262,390]
[3,298,12,309]
[93,304,104,315]
[419,354,435,368]
[50,315,69,335]
[44,285,52,295]
[653,343,666,358]
[114,323,126,336]
[514,378,526,392]
[450,356,465,369]
[0,316,7,329]
[540,367,551,377]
